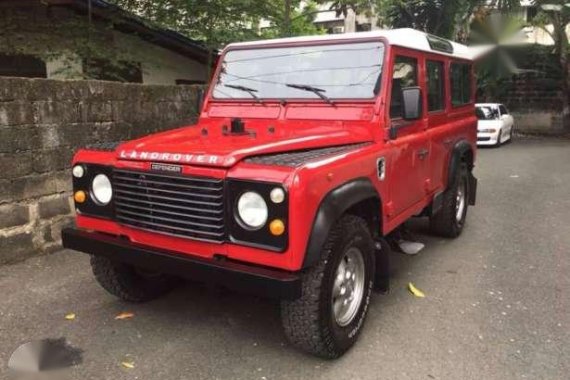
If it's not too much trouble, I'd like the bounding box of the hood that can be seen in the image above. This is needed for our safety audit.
[116,119,374,168]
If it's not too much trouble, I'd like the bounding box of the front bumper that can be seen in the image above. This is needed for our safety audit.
[62,228,302,300]
[477,131,499,145]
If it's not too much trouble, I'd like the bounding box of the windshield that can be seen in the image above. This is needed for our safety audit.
[213,41,385,101]
[476,106,500,120]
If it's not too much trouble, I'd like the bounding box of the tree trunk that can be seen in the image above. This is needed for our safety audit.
[555,16,570,126]
[284,0,292,37]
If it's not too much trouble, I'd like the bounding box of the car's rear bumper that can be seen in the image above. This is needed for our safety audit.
[62,228,302,300]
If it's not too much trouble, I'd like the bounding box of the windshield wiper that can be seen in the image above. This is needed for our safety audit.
[224,84,261,103]
[285,83,334,105]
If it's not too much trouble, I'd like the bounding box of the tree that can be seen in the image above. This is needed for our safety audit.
[110,0,323,76]
[531,1,570,115]
[110,0,271,48]
[261,0,325,38]
[110,0,322,45]
[317,0,374,17]
[372,0,518,41]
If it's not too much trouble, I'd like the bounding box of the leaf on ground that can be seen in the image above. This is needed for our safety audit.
[408,282,426,298]
[121,361,135,369]
[115,312,135,320]
[65,313,76,320]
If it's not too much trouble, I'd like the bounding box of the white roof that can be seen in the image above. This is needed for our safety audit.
[227,29,494,61]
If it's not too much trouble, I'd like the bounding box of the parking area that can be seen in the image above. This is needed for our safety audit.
[1,137,569,380]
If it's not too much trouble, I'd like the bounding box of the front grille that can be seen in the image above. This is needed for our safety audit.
[113,169,225,243]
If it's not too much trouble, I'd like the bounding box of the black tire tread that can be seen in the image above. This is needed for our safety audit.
[430,163,468,238]
[281,215,372,359]
[91,256,174,303]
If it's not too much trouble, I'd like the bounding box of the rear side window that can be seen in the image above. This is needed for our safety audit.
[390,56,418,118]
[499,105,509,115]
[427,60,445,112]
[450,63,472,106]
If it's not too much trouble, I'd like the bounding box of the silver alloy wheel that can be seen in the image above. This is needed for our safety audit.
[456,181,466,222]
[332,247,366,327]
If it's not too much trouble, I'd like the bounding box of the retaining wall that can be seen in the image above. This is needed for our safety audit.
[0,77,201,264]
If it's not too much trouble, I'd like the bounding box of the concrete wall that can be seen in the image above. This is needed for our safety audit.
[0,77,201,265]
[510,111,568,135]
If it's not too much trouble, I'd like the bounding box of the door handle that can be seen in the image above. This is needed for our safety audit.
[417,149,429,160]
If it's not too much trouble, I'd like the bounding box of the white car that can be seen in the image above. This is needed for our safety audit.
[476,103,515,146]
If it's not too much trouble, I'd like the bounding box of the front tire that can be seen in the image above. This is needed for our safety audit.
[430,163,469,238]
[91,256,177,303]
[281,215,375,359]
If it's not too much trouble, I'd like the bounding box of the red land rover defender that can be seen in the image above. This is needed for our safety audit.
[62,29,478,358]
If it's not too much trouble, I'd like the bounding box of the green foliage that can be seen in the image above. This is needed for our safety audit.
[260,1,326,38]
[110,0,266,49]
[315,1,374,17]
[531,1,570,53]
[109,0,322,48]
[370,0,519,40]
[530,1,570,110]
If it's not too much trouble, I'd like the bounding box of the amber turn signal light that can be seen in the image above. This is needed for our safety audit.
[269,219,285,236]
[74,191,87,204]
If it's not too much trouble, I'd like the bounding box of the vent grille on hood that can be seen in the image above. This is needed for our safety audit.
[243,143,371,168]
[83,141,123,152]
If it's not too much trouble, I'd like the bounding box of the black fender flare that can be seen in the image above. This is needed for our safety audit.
[302,178,381,269]
[447,140,473,185]
[447,140,477,205]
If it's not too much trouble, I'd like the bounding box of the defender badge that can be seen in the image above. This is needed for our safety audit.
[151,163,183,174]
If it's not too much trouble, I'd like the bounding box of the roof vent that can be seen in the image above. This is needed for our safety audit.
[426,34,454,54]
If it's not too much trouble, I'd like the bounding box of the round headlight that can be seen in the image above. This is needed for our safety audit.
[236,191,268,230]
[91,174,113,205]
[72,165,85,178]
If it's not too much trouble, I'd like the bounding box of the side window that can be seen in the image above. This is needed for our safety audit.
[450,62,472,106]
[427,60,445,112]
[390,56,418,119]
[499,105,508,115]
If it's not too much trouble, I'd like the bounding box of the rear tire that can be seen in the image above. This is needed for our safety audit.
[91,256,177,303]
[430,163,469,238]
[281,215,375,359]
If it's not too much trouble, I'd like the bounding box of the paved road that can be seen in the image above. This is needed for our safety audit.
[1,137,569,380]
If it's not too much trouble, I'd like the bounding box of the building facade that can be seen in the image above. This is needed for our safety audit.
[0,0,209,85]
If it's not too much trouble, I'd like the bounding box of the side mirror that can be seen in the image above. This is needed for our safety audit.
[195,88,205,115]
[389,87,423,140]
[402,87,422,121]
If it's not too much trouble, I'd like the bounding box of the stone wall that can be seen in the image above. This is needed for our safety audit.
[478,45,569,134]
[0,77,201,265]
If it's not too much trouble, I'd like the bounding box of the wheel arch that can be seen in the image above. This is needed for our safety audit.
[448,140,474,186]
[447,140,477,206]
[302,178,383,269]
